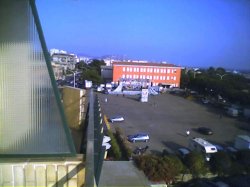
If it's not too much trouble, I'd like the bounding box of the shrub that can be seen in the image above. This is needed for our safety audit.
[134,154,185,184]
[107,130,121,160]
[115,127,132,160]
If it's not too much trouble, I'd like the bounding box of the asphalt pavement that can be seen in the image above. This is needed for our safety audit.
[98,92,250,155]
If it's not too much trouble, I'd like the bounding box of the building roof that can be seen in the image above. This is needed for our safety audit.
[113,61,180,68]
[52,53,76,57]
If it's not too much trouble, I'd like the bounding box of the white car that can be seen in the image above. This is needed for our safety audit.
[127,133,150,143]
[110,116,124,123]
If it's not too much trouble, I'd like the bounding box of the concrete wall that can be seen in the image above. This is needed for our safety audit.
[0,156,85,187]
[62,87,87,130]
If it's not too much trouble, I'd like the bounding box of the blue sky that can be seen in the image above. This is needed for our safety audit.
[36,0,250,70]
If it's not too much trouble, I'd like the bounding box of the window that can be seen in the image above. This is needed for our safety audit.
[154,69,156,73]
[127,67,129,71]
[173,76,176,80]
[134,68,136,72]
[163,76,165,80]
[123,67,126,71]
[157,69,159,73]
[163,69,166,73]
[167,76,169,80]
[122,75,125,78]
[167,69,170,73]
[130,68,132,72]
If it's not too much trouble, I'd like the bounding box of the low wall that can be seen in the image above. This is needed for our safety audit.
[0,155,85,187]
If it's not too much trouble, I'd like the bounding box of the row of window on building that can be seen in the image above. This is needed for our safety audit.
[121,74,177,81]
[122,67,177,74]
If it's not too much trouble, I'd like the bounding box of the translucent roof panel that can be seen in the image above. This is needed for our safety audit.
[0,0,75,155]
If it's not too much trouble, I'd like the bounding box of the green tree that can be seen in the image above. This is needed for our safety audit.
[207,67,216,76]
[134,155,185,184]
[162,155,185,184]
[215,67,226,75]
[237,149,250,173]
[210,152,232,176]
[89,59,105,75]
[185,152,208,178]
[82,69,103,84]
[76,60,88,70]
[185,66,250,105]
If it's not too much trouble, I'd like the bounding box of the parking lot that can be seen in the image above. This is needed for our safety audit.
[98,92,250,155]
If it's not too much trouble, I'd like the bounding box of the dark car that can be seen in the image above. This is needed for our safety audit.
[176,148,191,159]
[197,127,213,135]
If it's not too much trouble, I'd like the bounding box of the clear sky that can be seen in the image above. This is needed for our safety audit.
[36,0,250,70]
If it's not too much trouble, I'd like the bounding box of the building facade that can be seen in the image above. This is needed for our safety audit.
[113,62,182,87]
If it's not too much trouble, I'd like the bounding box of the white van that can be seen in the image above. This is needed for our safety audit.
[189,138,217,161]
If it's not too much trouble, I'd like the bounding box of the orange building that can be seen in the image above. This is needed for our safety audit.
[113,62,182,87]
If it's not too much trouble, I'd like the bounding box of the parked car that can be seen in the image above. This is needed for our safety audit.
[225,146,238,160]
[201,98,209,104]
[197,127,213,135]
[177,148,190,159]
[127,133,150,143]
[110,116,124,123]
[214,144,224,151]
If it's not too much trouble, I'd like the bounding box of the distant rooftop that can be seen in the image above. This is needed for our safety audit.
[113,61,180,67]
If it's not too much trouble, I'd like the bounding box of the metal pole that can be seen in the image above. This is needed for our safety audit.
[73,72,76,87]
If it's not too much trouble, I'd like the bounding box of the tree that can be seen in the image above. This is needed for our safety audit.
[207,67,216,76]
[184,66,250,105]
[237,149,250,173]
[210,152,232,176]
[185,152,208,178]
[162,155,185,184]
[134,155,185,184]
[76,60,88,70]
[88,59,105,75]
[216,67,226,75]
[81,69,103,85]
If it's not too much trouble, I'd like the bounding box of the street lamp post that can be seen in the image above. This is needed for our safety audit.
[216,73,227,80]
[68,70,76,87]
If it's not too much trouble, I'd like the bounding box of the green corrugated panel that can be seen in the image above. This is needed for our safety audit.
[0,0,75,155]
